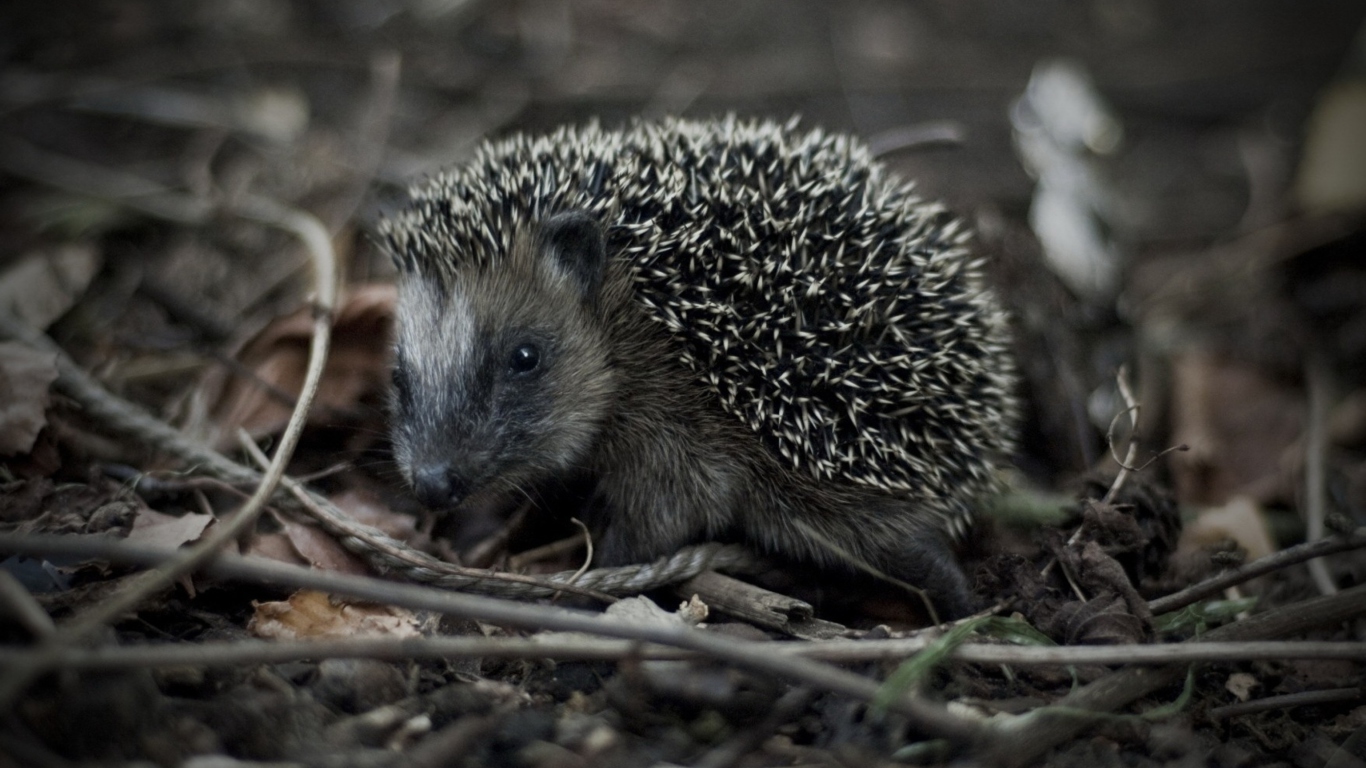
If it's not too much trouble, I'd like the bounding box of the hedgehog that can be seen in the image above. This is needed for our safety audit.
[379,116,1017,617]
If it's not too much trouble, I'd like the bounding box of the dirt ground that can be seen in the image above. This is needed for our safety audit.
[3,1,1366,766]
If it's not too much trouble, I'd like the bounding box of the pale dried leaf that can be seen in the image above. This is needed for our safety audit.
[248,589,420,640]
[0,244,101,329]
[126,508,215,549]
[1177,496,1278,563]
[677,594,709,624]
[0,342,58,455]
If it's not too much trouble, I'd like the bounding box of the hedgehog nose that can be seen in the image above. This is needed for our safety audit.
[412,465,470,509]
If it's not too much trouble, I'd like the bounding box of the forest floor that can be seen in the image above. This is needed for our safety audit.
[3,1,1366,766]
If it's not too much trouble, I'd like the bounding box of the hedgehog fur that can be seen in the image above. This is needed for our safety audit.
[381,116,1018,615]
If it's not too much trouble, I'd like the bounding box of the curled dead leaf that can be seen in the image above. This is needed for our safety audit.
[277,517,372,576]
[248,589,420,640]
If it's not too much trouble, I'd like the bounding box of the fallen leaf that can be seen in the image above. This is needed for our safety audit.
[1176,496,1277,564]
[0,342,58,455]
[331,488,427,548]
[1168,353,1304,506]
[1225,672,1259,702]
[248,589,420,640]
[278,518,371,576]
[0,244,102,330]
[126,508,215,549]
[185,283,396,450]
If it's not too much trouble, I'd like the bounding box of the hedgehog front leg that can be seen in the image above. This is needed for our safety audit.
[585,420,745,567]
[748,486,979,619]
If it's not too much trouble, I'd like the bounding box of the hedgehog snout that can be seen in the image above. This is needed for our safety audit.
[411,463,473,510]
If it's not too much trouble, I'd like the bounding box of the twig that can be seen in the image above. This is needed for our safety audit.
[1148,527,1366,615]
[979,583,1366,766]
[0,570,55,638]
[564,517,593,587]
[0,532,982,745]
[1038,368,1143,583]
[677,570,814,634]
[1102,365,1139,506]
[1304,354,1336,596]
[2,624,1363,672]
[1209,687,1362,719]
[505,530,584,570]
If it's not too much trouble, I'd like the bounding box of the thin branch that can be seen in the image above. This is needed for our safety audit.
[1148,527,1366,615]
[1,631,1364,672]
[0,532,982,745]
[1101,365,1139,506]
[1209,686,1362,719]
[1304,354,1336,596]
[979,582,1366,766]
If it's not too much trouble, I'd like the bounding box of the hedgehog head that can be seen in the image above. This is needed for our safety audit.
[389,211,617,510]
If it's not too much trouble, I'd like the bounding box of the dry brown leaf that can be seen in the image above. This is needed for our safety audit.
[0,244,102,330]
[278,518,372,576]
[1168,353,1304,506]
[331,488,426,548]
[243,531,309,566]
[248,589,420,640]
[0,342,58,455]
[187,283,396,450]
[126,508,215,549]
[1176,495,1278,564]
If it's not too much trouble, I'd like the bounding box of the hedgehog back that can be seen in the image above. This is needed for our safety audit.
[384,117,1016,516]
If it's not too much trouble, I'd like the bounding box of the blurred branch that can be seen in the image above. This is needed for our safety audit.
[1149,527,1366,614]
[0,532,984,746]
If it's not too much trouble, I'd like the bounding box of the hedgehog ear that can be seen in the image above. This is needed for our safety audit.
[540,211,606,306]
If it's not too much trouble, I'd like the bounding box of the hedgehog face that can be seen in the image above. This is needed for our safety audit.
[390,211,617,511]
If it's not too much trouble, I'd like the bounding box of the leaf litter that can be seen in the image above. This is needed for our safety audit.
[1,2,1366,766]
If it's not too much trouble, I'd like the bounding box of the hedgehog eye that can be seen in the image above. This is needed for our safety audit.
[508,343,540,375]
